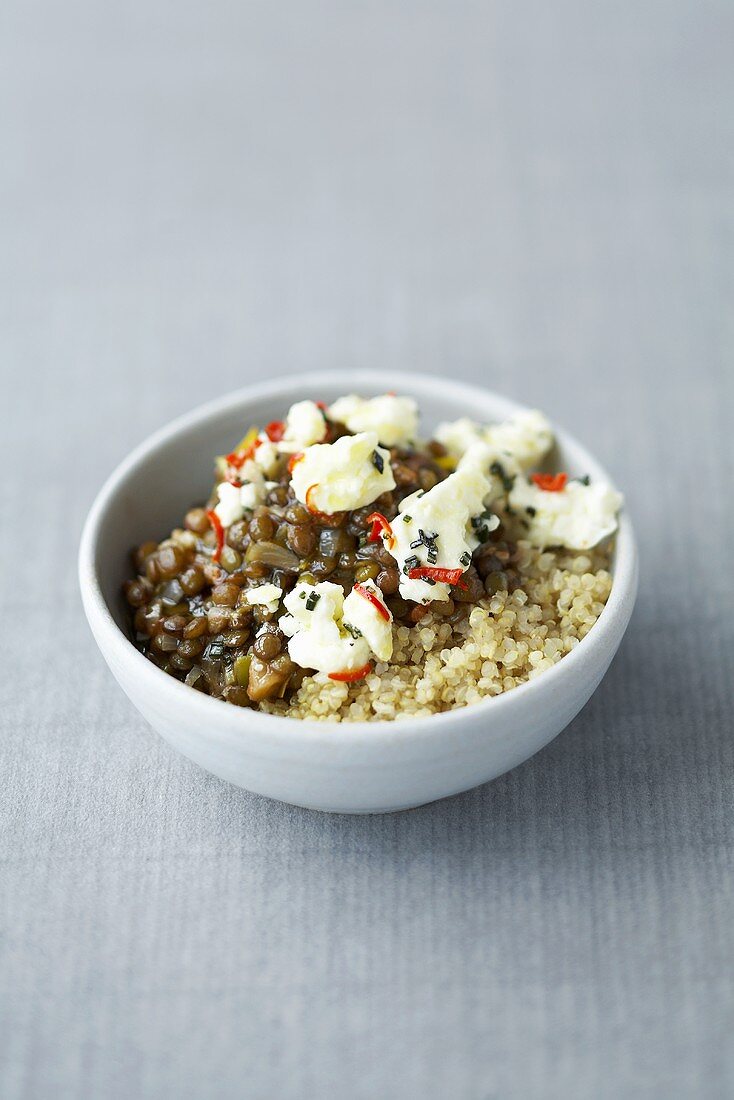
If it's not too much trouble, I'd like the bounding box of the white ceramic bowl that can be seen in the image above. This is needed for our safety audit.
[79,371,638,813]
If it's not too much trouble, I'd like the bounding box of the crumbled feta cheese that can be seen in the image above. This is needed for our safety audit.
[290,431,395,514]
[508,477,623,549]
[244,583,282,614]
[385,442,501,603]
[279,400,328,452]
[435,410,553,470]
[252,439,281,477]
[328,394,419,446]
[342,580,393,661]
[214,482,246,527]
[213,460,268,526]
[434,417,480,456]
[239,482,264,510]
[242,402,328,472]
[280,582,372,674]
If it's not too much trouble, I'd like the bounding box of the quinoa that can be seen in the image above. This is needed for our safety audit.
[260,542,612,722]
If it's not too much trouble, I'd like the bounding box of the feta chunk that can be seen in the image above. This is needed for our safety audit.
[508,477,623,550]
[342,580,393,661]
[214,481,246,527]
[213,459,268,526]
[386,442,501,603]
[328,394,419,447]
[435,410,553,470]
[434,417,482,457]
[279,400,328,452]
[290,431,395,514]
[280,582,372,674]
[252,439,281,477]
[244,583,282,614]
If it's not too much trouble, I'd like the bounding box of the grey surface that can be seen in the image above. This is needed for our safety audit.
[2,1,733,1097]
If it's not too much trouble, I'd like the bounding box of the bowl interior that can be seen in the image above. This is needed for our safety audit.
[89,371,619,653]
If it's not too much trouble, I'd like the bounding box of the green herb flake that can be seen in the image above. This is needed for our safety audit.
[490,460,515,493]
[403,554,420,575]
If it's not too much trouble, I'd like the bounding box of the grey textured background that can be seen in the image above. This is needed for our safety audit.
[2,1,733,1097]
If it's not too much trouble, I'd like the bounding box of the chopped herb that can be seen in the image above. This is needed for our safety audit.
[344,622,363,639]
[459,551,471,566]
[578,474,591,486]
[299,591,306,599]
[410,528,439,554]
[371,450,384,474]
[427,546,438,564]
[403,554,421,575]
[475,526,490,544]
[402,515,411,523]
[526,506,537,516]
[490,460,515,492]
[305,591,321,611]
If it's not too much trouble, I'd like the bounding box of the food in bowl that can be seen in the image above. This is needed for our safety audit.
[123,393,622,721]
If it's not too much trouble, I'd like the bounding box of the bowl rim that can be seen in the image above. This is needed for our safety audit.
[79,369,638,747]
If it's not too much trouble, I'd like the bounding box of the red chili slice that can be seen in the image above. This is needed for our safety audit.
[315,400,328,411]
[288,452,304,473]
[226,438,261,468]
[353,582,390,621]
[305,483,335,522]
[265,420,285,442]
[366,511,394,548]
[407,565,467,589]
[225,474,243,486]
[205,509,225,563]
[328,662,372,682]
[531,472,568,492]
